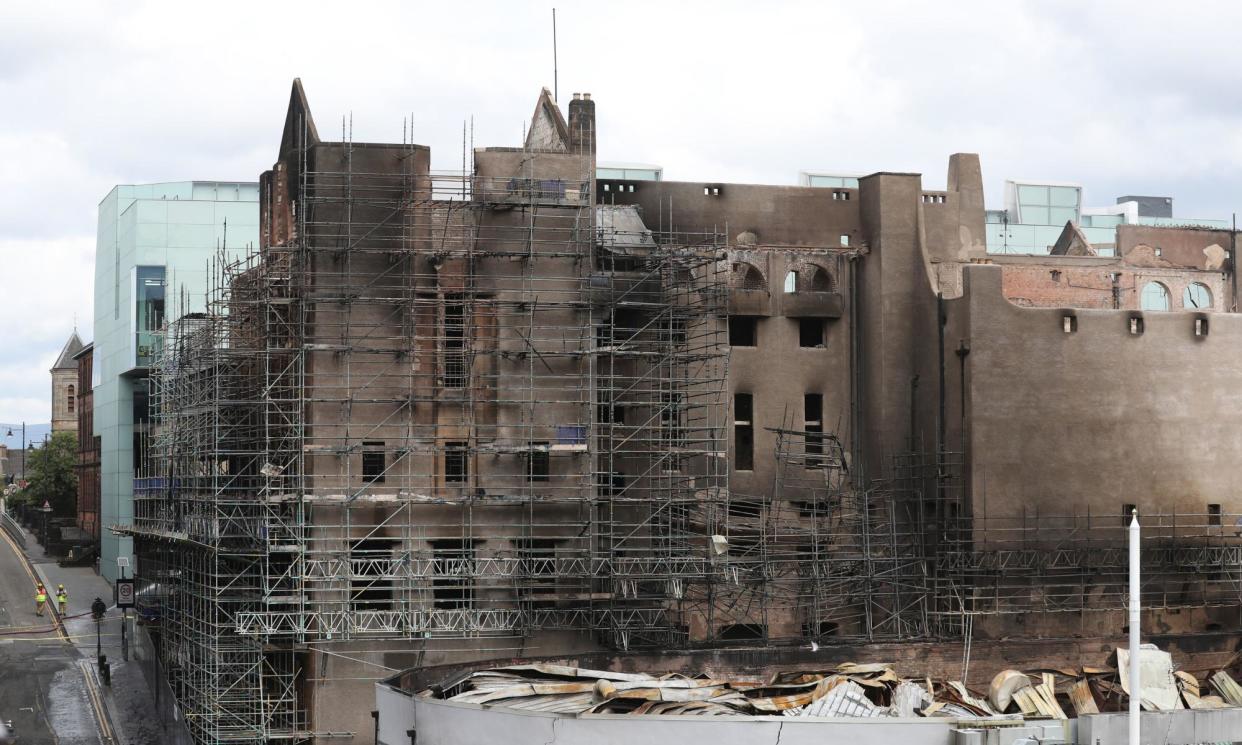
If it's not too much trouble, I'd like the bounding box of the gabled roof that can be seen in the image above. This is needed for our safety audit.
[524,87,570,152]
[1049,221,1097,257]
[52,331,85,371]
[279,78,321,159]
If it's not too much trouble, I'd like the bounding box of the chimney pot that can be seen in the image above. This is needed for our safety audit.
[583,92,591,101]
[573,92,581,100]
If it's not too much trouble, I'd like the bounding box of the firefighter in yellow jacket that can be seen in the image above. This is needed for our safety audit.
[35,585,47,617]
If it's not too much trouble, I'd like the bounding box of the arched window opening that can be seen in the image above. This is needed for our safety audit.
[808,266,834,292]
[1140,281,1170,311]
[1184,282,1212,310]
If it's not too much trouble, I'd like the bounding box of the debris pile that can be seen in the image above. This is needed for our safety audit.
[432,647,1242,720]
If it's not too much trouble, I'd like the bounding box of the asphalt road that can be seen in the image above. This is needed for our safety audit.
[0,528,111,744]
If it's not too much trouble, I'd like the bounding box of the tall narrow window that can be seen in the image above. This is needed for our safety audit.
[783,271,798,293]
[734,393,754,471]
[67,385,76,414]
[362,441,385,483]
[431,539,475,609]
[1209,503,1222,527]
[1122,503,1137,527]
[526,443,550,482]
[443,300,466,387]
[804,394,823,469]
[445,442,468,483]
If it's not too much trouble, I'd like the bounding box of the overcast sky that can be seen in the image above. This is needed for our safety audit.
[3,0,1242,425]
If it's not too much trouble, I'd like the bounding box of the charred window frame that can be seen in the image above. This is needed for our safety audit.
[735,393,754,471]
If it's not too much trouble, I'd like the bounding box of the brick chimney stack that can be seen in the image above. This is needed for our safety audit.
[568,92,596,157]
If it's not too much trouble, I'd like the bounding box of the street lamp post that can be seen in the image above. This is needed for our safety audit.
[4,424,25,482]
[39,502,52,551]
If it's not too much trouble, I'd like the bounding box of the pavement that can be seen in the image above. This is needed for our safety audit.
[0,518,168,745]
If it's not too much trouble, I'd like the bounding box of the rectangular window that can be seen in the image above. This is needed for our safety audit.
[443,301,466,387]
[445,442,468,483]
[350,537,396,611]
[598,393,625,424]
[1209,503,1222,527]
[735,393,754,471]
[135,265,167,367]
[1122,503,1136,527]
[799,318,825,348]
[728,316,757,347]
[431,539,475,609]
[804,394,823,468]
[362,441,385,483]
[527,443,550,482]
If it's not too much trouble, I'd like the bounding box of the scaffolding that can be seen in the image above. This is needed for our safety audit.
[127,117,730,742]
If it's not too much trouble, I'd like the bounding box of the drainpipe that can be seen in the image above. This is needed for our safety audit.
[1129,508,1141,745]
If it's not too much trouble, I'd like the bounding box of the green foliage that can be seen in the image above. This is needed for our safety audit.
[24,431,77,517]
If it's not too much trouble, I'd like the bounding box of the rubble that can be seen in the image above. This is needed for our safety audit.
[431,650,1242,722]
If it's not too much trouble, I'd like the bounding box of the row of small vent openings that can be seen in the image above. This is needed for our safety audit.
[1061,313,1210,337]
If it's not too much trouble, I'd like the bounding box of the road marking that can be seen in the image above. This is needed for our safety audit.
[78,658,115,744]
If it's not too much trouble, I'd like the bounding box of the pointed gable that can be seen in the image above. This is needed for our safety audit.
[1049,220,1097,256]
[279,78,321,159]
[52,331,85,371]
[524,87,569,152]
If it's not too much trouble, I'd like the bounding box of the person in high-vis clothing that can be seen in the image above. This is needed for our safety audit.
[56,584,67,615]
[35,586,47,617]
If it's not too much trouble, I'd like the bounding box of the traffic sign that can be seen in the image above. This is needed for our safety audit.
[116,579,135,609]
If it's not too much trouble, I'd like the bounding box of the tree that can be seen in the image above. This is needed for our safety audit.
[24,431,77,517]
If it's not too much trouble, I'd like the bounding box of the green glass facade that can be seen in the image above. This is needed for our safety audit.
[93,181,258,582]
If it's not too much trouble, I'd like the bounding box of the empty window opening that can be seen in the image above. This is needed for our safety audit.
[1062,315,1077,333]
[805,394,824,468]
[1154,247,1163,257]
[1122,503,1137,527]
[1185,282,1212,309]
[596,471,627,496]
[1140,282,1170,312]
[362,441,386,484]
[67,384,76,414]
[735,393,754,471]
[728,499,763,519]
[597,392,625,424]
[840,234,850,247]
[733,262,766,291]
[431,539,475,609]
[799,318,825,348]
[1050,270,1062,282]
[350,537,396,611]
[729,316,758,347]
[445,442,468,483]
[1209,503,1222,527]
[783,270,798,293]
[718,623,765,641]
[1129,316,1144,335]
[526,443,550,482]
[808,267,834,292]
[1196,317,1209,337]
[443,301,467,387]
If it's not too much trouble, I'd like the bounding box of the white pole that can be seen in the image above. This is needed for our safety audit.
[1129,508,1141,745]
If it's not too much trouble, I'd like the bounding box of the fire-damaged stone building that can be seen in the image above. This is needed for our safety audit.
[125,80,1242,744]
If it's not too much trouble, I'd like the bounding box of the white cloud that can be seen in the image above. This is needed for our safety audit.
[5,0,1242,421]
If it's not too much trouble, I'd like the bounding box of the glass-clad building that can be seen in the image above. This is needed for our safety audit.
[93,181,258,582]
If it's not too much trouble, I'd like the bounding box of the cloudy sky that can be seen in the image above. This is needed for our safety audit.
[3,0,1242,425]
